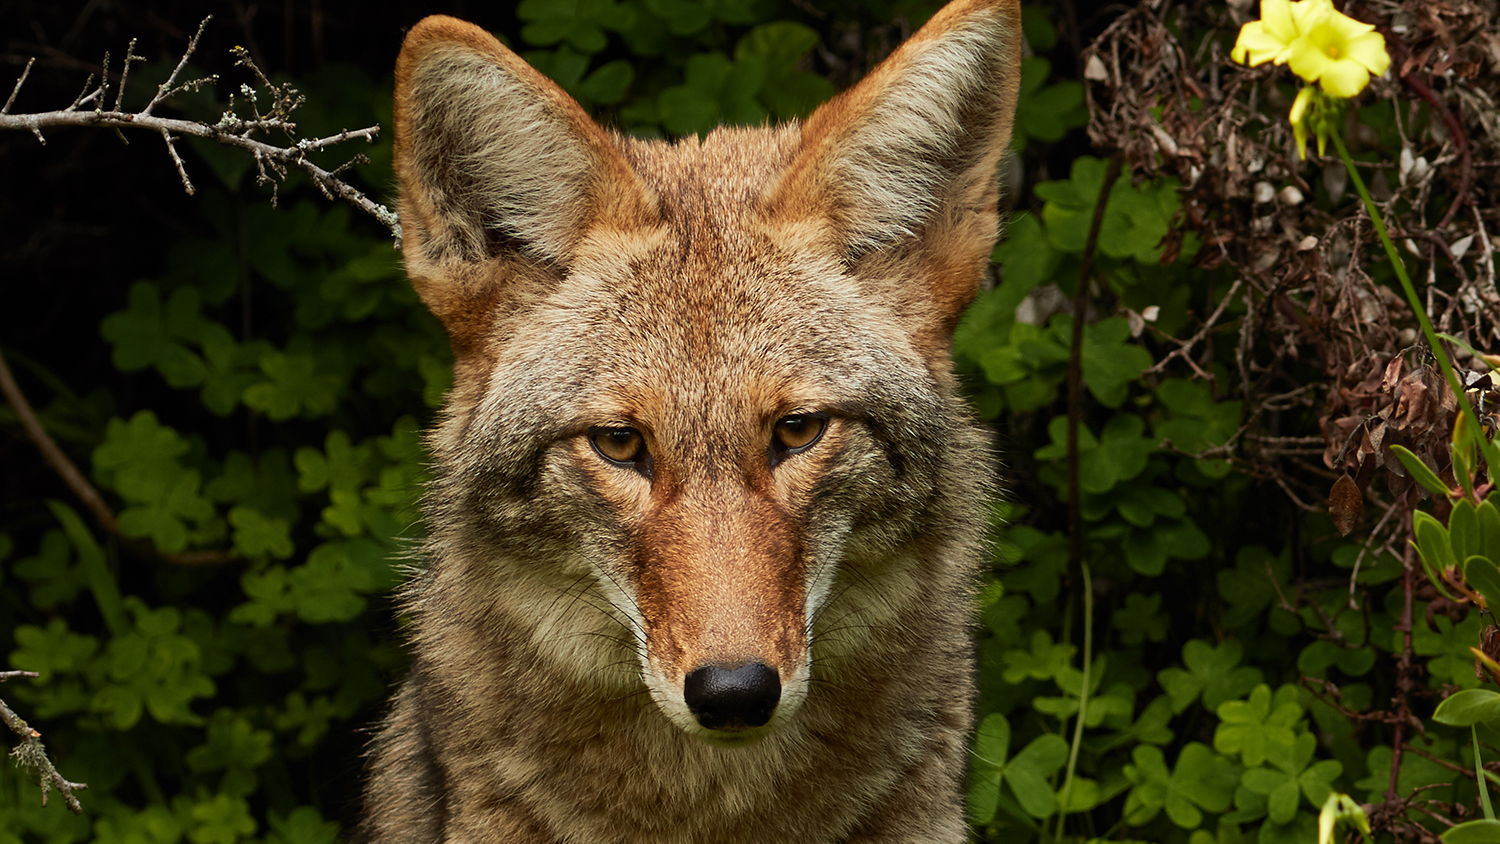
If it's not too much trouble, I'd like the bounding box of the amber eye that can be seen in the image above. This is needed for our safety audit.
[589,427,651,476]
[771,413,828,464]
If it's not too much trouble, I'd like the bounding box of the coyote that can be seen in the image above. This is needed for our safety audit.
[360,0,1020,840]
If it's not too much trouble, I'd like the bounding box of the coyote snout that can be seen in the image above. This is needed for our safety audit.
[360,0,1021,841]
[633,473,813,742]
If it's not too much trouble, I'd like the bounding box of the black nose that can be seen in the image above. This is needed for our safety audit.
[683,662,781,730]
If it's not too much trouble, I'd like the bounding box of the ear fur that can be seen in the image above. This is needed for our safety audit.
[767,0,1022,335]
[392,16,651,336]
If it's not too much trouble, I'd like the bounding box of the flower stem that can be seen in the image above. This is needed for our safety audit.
[1330,129,1498,479]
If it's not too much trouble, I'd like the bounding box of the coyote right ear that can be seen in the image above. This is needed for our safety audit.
[393,17,651,335]
[765,0,1021,352]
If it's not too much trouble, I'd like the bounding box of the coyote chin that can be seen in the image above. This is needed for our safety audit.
[359,1,1020,840]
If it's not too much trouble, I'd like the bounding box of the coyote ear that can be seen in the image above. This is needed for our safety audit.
[768,0,1022,333]
[393,17,650,329]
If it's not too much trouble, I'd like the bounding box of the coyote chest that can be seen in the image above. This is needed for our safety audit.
[359,1,1021,841]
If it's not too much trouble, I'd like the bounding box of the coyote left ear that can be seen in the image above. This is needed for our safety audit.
[768,0,1022,348]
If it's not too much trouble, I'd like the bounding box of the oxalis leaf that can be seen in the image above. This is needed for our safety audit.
[967,713,1068,822]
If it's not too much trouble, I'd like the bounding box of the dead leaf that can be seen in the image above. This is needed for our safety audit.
[1329,473,1363,536]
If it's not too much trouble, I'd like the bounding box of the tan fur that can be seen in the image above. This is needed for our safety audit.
[361,2,1020,841]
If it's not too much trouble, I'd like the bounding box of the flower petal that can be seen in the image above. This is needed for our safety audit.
[1261,0,1300,43]
[1293,114,1309,160]
[1318,59,1370,97]
[1289,0,1334,33]
[1235,22,1295,65]
[1287,36,1332,82]
[1345,31,1390,76]
[1326,7,1376,38]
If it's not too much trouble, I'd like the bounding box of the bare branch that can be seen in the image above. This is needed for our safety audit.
[0,672,87,815]
[0,17,401,242]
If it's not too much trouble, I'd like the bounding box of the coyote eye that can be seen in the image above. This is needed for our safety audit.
[589,427,652,477]
[771,413,828,464]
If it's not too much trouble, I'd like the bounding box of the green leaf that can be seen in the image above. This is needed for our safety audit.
[1158,639,1263,714]
[1214,684,1302,767]
[1036,156,1110,253]
[1217,546,1293,629]
[1475,726,1496,821]
[1432,689,1500,728]
[186,710,274,772]
[9,618,100,684]
[1443,820,1500,843]
[968,713,1011,824]
[645,0,711,35]
[92,412,216,553]
[265,807,340,844]
[966,714,1068,821]
[1155,378,1242,478]
[1098,176,1180,264]
[1014,57,1086,146]
[1413,509,1458,599]
[189,794,257,844]
[1080,316,1153,407]
[1453,500,1483,560]
[1389,444,1450,496]
[735,22,834,120]
[229,506,294,561]
[1478,496,1500,561]
[243,349,341,421]
[1006,734,1070,818]
[100,282,209,388]
[1113,593,1170,645]
[45,501,127,635]
[1123,743,1238,828]
[1414,612,1488,690]
[1002,629,1076,684]
[580,60,634,104]
[1464,556,1500,612]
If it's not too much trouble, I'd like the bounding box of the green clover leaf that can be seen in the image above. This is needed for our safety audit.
[1113,593,1170,645]
[189,794,256,844]
[1158,639,1264,714]
[1002,629,1077,684]
[1214,684,1303,767]
[968,713,1070,822]
[1123,742,1239,828]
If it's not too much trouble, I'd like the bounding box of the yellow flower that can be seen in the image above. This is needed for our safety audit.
[1232,0,1304,66]
[1285,1,1390,96]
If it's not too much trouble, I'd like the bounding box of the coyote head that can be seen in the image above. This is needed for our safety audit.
[394,0,1020,745]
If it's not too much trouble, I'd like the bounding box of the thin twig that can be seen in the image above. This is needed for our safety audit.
[0,671,87,814]
[113,38,141,114]
[143,17,212,117]
[159,128,194,194]
[0,349,118,534]
[3,58,34,115]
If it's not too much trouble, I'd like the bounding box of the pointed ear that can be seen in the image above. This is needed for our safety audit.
[766,0,1022,340]
[393,16,651,337]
